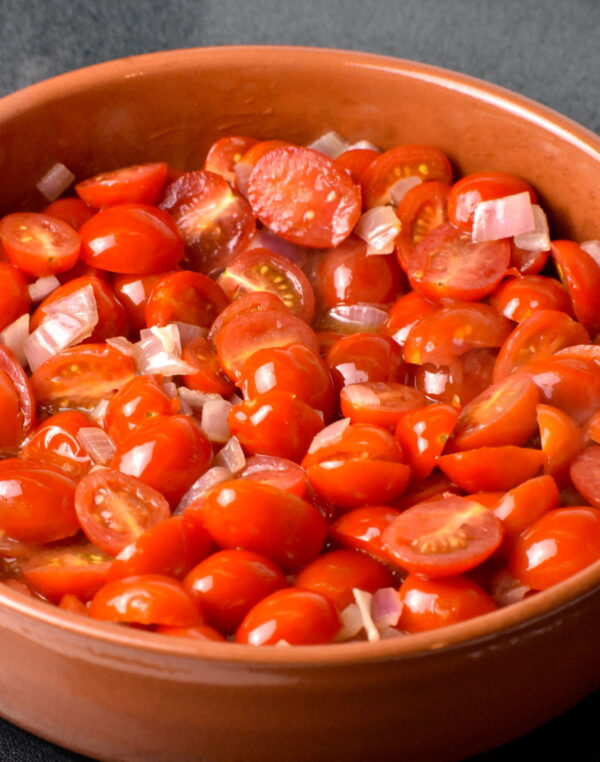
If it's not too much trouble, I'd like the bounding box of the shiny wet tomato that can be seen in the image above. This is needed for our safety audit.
[105,375,179,445]
[111,271,171,332]
[398,574,497,633]
[181,336,234,396]
[335,148,380,184]
[44,198,95,230]
[145,270,229,328]
[235,587,340,645]
[22,410,94,476]
[156,624,225,641]
[160,170,255,276]
[489,275,571,322]
[184,549,287,634]
[326,333,406,391]
[509,507,600,590]
[413,347,498,408]
[0,262,30,331]
[247,146,361,249]
[551,240,600,335]
[204,135,259,185]
[340,382,427,429]
[239,455,309,498]
[80,203,184,274]
[384,291,436,347]
[76,163,168,208]
[396,403,459,480]
[202,480,327,572]
[439,447,543,492]
[536,404,585,487]
[494,475,559,550]
[330,505,401,563]
[395,471,459,510]
[509,241,549,276]
[0,212,81,276]
[89,574,201,626]
[207,291,287,343]
[382,496,503,577]
[0,369,22,455]
[569,446,600,508]
[394,181,450,270]
[234,140,293,195]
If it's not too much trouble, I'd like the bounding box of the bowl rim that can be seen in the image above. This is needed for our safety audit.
[0,44,599,666]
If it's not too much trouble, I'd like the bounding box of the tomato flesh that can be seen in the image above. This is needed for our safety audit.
[0,212,81,276]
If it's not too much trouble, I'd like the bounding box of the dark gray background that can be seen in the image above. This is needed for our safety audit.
[0,0,598,760]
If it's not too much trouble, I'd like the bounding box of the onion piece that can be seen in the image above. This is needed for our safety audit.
[354,206,401,255]
[77,427,116,465]
[247,228,308,269]
[513,205,550,252]
[307,417,350,455]
[352,588,380,642]
[0,314,30,367]
[36,162,75,201]
[581,240,600,267]
[201,398,232,443]
[213,436,246,473]
[342,384,382,407]
[174,322,207,345]
[472,191,535,243]
[175,466,233,513]
[307,131,348,159]
[453,189,481,224]
[371,587,402,628]
[233,162,252,198]
[319,303,389,334]
[389,176,422,207]
[178,387,224,411]
[334,603,364,642]
[89,399,110,428]
[137,325,196,376]
[27,275,61,303]
[106,336,139,358]
[161,381,178,399]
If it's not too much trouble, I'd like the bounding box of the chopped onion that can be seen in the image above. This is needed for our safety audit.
[352,588,380,642]
[490,569,531,607]
[78,427,116,465]
[513,205,550,252]
[371,587,402,628]
[118,441,155,478]
[137,325,195,376]
[307,131,348,159]
[472,191,535,243]
[253,361,277,394]
[175,466,233,513]
[233,162,252,198]
[345,139,380,153]
[389,176,422,207]
[581,240,600,267]
[214,436,246,473]
[341,384,382,407]
[36,162,75,201]
[247,228,308,269]
[201,398,232,443]
[307,417,350,455]
[355,206,401,255]
[106,336,139,358]
[319,303,389,334]
[0,314,29,367]
[334,603,364,642]
[178,387,224,410]
[161,381,178,399]
[174,322,207,345]
[89,399,110,427]
[27,275,60,303]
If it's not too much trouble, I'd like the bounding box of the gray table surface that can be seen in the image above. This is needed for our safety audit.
[0,0,598,759]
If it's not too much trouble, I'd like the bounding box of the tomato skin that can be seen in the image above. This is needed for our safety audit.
[551,240,600,334]
[184,549,288,634]
[240,455,309,498]
[413,347,498,409]
[0,262,30,331]
[295,549,395,610]
[509,507,600,590]
[0,369,22,455]
[0,212,81,276]
[235,587,340,645]
[382,496,503,577]
[145,270,229,329]
[89,575,201,626]
[439,447,543,492]
[330,505,401,562]
[384,291,436,347]
[396,404,459,480]
[398,574,497,633]
[204,135,259,184]
[21,410,94,476]
[181,337,235,397]
[0,463,78,544]
[248,146,361,249]
[569,446,600,509]
[156,624,225,641]
[494,475,559,551]
[228,391,324,463]
[105,375,180,446]
[202,480,327,572]
[537,404,585,487]
[207,291,287,343]
[111,415,211,508]
[489,275,571,323]
[79,203,184,274]
[340,382,427,430]
[76,163,168,208]
[335,148,380,184]
[394,181,450,270]
[44,198,95,231]
[395,471,459,511]
[58,594,89,615]
[326,333,406,392]
[111,271,171,332]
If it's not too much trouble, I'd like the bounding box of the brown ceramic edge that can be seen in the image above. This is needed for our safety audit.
[0,45,599,667]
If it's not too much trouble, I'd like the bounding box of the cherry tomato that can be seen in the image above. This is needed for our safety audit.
[295,549,394,610]
[156,624,225,641]
[105,375,179,445]
[76,163,168,208]
[413,347,498,408]
[326,333,406,391]
[551,240,600,334]
[447,172,537,233]
[111,271,171,332]
[247,146,361,249]
[202,480,327,572]
[438,447,543,492]
[394,181,450,270]
[398,574,497,633]
[204,135,259,184]
[330,505,401,563]
[382,496,503,577]
[234,140,293,195]
[0,369,22,455]
[396,404,459,480]
[79,203,184,274]
[570,446,600,509]
[340,382,427,429]
[21,410,94,476]
[509,507,600,590]
[0,262,30,331]
[160,170,255,276]
[89,574,201,626]
[111,415,211,508]
[584,409,600,444]
[181,336,235,396]
[494,475,559,550]
[239,455,309,498]
[384,291,436,347]
[207,291,287,343]
[335,148,380,183]
[235,587,340,645]
[184,549,287,634]
[31,343,136,414]
[58,594,89,615]
[0,212,81,276]
[44,198,95,230]
[20,543,112,602]
[395,471,459,511]
[489,275,571,322]
[361,145,452,209]
[228,390,323,462]
[145,270,228,329]
[408,222,510,302]
[536,404,585,487]
[509,241,549,276]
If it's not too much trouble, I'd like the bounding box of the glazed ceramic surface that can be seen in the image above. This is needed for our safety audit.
[0,47,598,762]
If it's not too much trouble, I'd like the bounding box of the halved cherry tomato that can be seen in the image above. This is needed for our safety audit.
[394,181,450,270]
[536,404,585,487]
[295,549,394,610]
[329,504,400,564]
[361,145,452,209]
[204,135,259,185]
[413,348,498,408]
[584,409,600,444]
[184,549,287,634]
[509,507,600,589]
[160,170,255,276]
[326,333,406,391]
[207,291,287,343]
[340,382,426,429]
[551,240,600,334]
[20,543,112,602]
[247,146,361,249]
[0,369,22,455]
[408,222,510,302]
[396,404,459,480]
[0,262,30,331]
[58,594,89,615]
[44,198,95,231]
[76,163,168,208]
[384,291,436,347]
[105,375,179,446]
[145,270,229,328]
[202,480,327,572]
[80,203,184,274]
[31,343,136,414]
[570,446,600,508]
[438,447,543,492]
[181,336,234,396]
[235,587,340,645]
[489,275,571,322]
[22,410,94,476]
[156,624,225,641]
[395,471,459,510]
[398,574,497,633]
[509,241,549,276]
[494,474,559,550]
[335,148,380,184]
[89,574,201,626]
[111,271,171,332]
[493,309,589,382]
[228,391,323,463]
[234,140,293,191]
[0,212,81,276]
[239,455,309,498]
[382,496,503,577]
[111,415,211,508]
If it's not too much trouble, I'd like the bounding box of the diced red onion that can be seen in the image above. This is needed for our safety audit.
[342,384,382,407]
[234,162,252,198]
[252,361,277,394]
[0,314,29,367]
[174,322,207,345]
[27,275,60,302]
[201,398,232,443]
[307,131,348,159]
[334,603,364,642]
[389,176,422,207]
[36,162,75,201]
[178,387,224,410]
[106,336,139,358]
[352,588,380,642]
[161,381,178,399]
[320,303,389,334]
[117,278,146,307]
[137,325,196,376]
[307,417,350,455]
[247,228,308,269]
[581,240,600,267]
[472,191,535,243]
[490,568,531,607]
[512,205,550,252]
[118,441,156,478]
[371,587,402,628]
[89,399,110,427]
[213,436,246,473]
[175,466,233,513]
[345,139,380,153]
[77,427,116,465]
[355,206,401,255]
[453,189,482,224]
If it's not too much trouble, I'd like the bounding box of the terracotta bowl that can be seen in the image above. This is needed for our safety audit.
[0,47,599,762]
